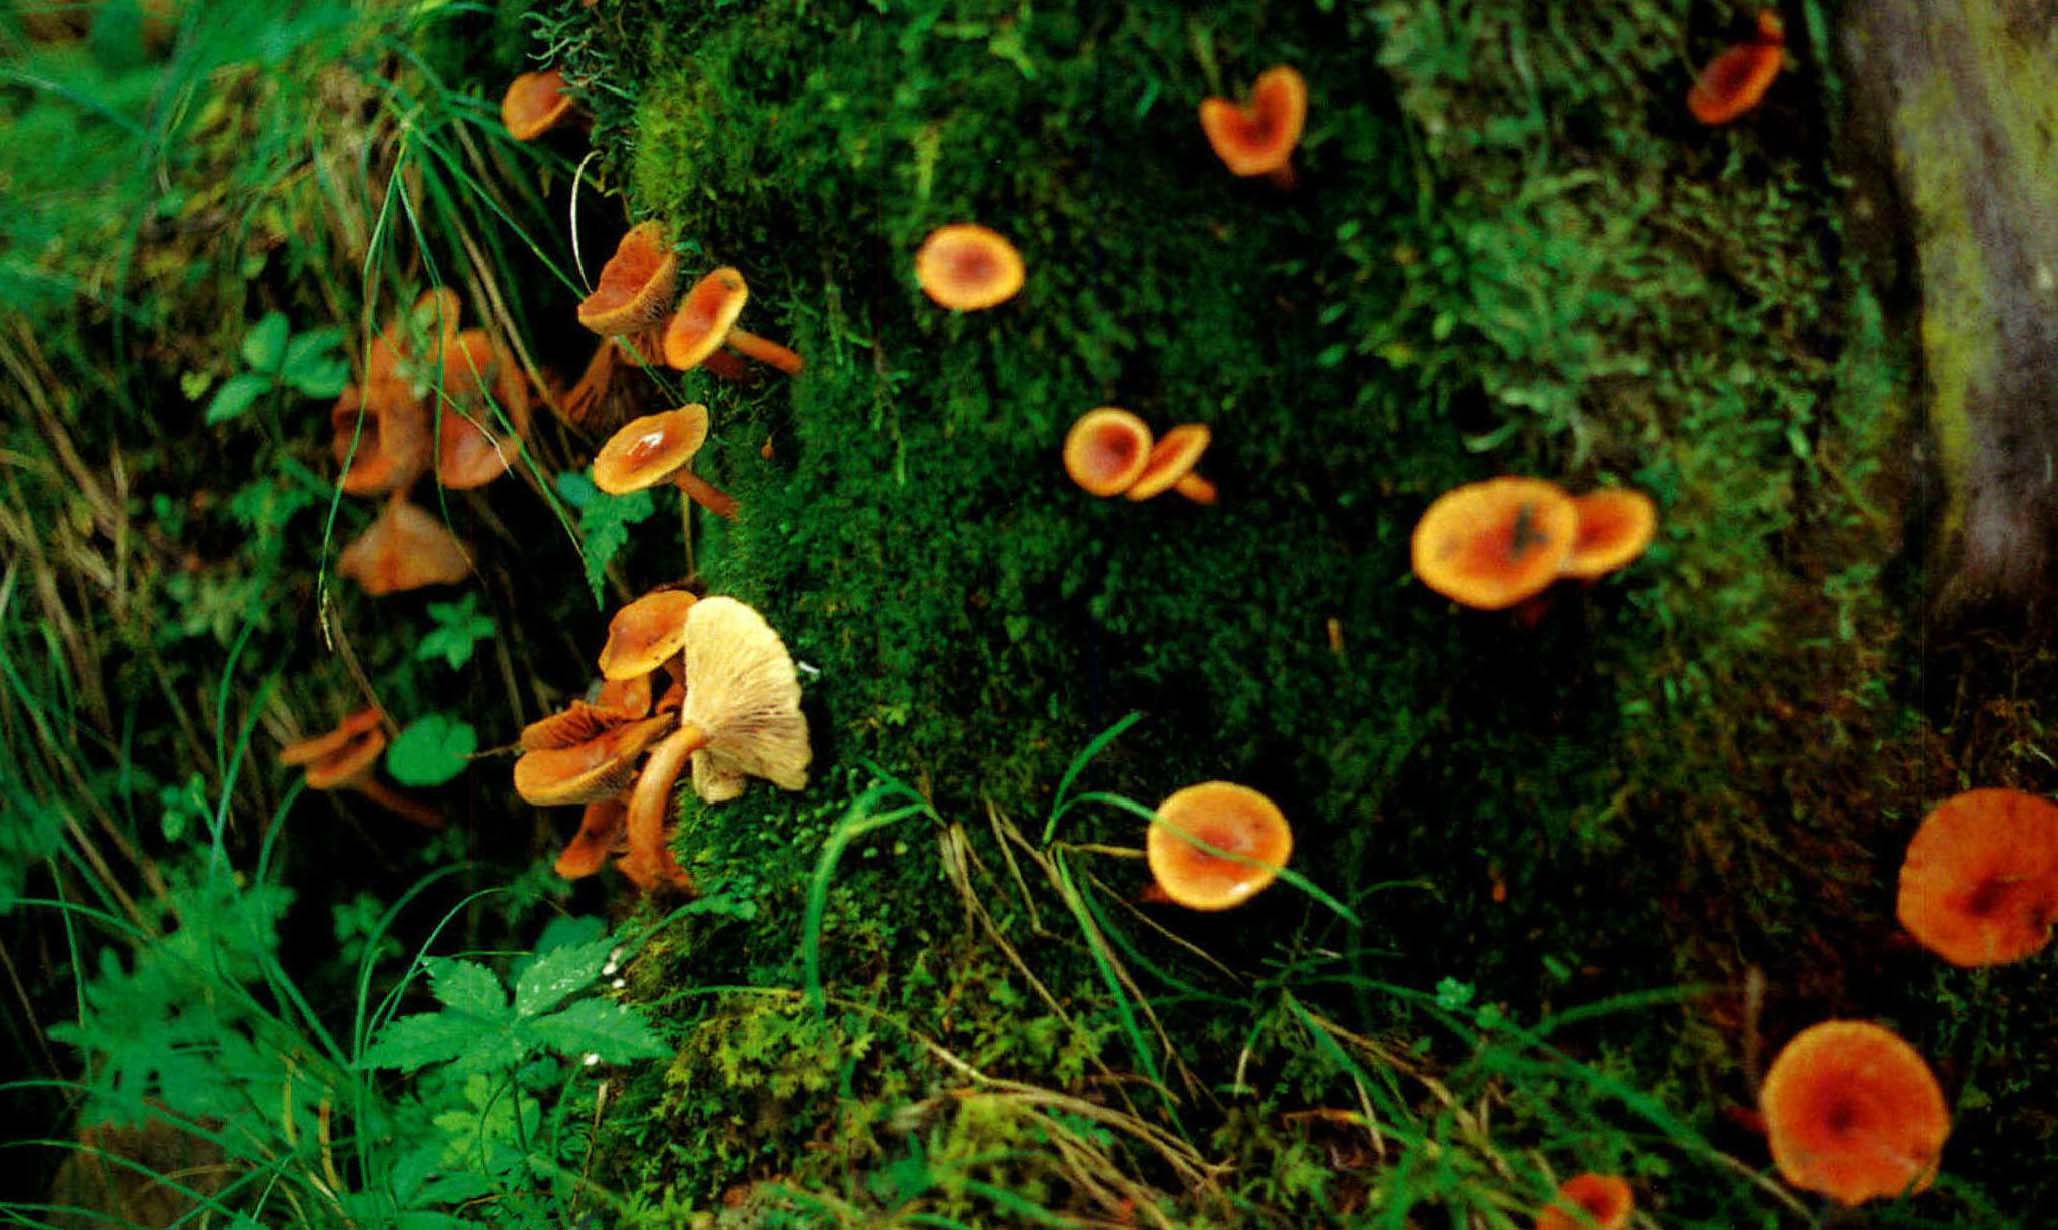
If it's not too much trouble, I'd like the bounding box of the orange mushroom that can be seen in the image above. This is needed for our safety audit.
[1144,782,1292,911]
[1688,12,1784,126]
[914,224,1026,311]
[1562,489,1658,580]
[513,714,673,807]
[337,494,472,596]
[332,381,430,497]
[502,69,574,141]
[1536,1174,1633,1230]
[662,267,803,375]
[592,406,738,520]
[1124,424,1216,505]
[1896,788,2058,967]
[1199,66,1308,187]
[1759,1020,1949,1205]
[1410,478,1578,610]
[598,590,700,681]
[280,708,444,829]
[578,221,680,337]
[555,796,629,879]
[432,329,532,490]
[1063,408,1154,498]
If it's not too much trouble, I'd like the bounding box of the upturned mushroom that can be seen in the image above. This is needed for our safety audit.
[1062,408,1153,498]
[619,596,810,891]
[578,221,680,337]
[1896,787,2058,967]
[1535,1174,1634,1230]
[914,224,1026,311]
[513,714,673,807]
[1561,489,1658,581]
[281,708,444,829]
[338,493,472,595]
[1759,1020,1949,1205]
[332,378,430,497]
[1410,478,1578,610]
[1124,424,1216,505]
[1688,11,1784,126]
[598,589,700,680]
[501,69,574,141]
[662,267,804,376]
[1145,782,1293,911]
[592,406,737,520]
[1199,66,1308,188]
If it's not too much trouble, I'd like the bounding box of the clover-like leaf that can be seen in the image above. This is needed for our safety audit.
[386,714,476,787]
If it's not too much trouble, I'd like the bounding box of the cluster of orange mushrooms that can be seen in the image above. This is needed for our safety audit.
[1409,477,1658,612]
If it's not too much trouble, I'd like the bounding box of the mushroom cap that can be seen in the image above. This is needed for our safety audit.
[338,496,472,596]
[663,268,750,370]
[1759,1020,1949,1205]
[1063,408,1155,497]
[1125,424,1212,502]
[1562,489,1658,580]
[280,707,385,768]
[502,69,573,141]
[594,672,654,718]
[514,714,672,806]
[555,797,629,879]
[1536,1174,1634,1230]
[598,590,700,681]
[578,221,681,336]
[1688,40,1782,126]
[914,224,1026,311]
[1410,478,1578,610]
[1199,65,1308,177]
[332,383,430,497]
[300,723,389,791]
[434,330,532,490]
[678,596,811,803]
[592,406,712,495]
[1145,782,1293,911]
[522,699,647,752]
[1896,788,2058,966]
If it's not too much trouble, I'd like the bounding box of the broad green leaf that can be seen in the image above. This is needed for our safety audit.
[240,311,290,372]
[281,325,350,397]
[427,957,507,1017]
[512,937,612,1018]
[524,997,667,1063]
[203,372,273,425]
[415,594,497,670]
[360,1010,479,1072]
[386,714,476,786]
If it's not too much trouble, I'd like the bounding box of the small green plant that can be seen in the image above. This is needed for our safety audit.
[416,593,498,670]
[386,714,477,788]
[201,311,350,425]
[555,471,659,606]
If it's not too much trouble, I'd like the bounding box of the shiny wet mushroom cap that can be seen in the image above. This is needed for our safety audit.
[501,69,573,141]
[1688,13,1784,126]
[1124,424,1216,505]
[662,267,804,374]
[592,407,711,495]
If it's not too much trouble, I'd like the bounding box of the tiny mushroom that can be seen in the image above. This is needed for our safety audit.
[338,494,472,596]
[619,596,810,892]
[1145,782,1293,911]
[1561,489,1658,581]
[1536,1174,1634,1230]
[578,221,680,337]
[501,69,573,141]
[281,708,444,829]
[1199,66,1308,188]
[1410,477,1578,610]
[663,266,804,376]
[1759,1020,1949,1205]
[1124,424,1216,505]
[433,329,532,490]
[592,406,738,520]
[1063,408,1155,498]
[598,589,700,682]
[914,224,1026,311]
[1688,11,1784,126]
[1896,787,2058,967]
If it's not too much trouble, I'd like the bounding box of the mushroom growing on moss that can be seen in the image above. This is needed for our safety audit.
[1759,1020,1949,1205]
[1562,489,1658,580]
[338,494,472,596]
[1063,408,1154,497]
[578,221,680,337]
[592,405,737,520]
[1688,11,1784,126]
[1410,478,1577,610]
[1199,66,1308,188]
[555,796,629,879]
[663,267,804,376]
[1536,1174,1634,1230]
[914,224,1026,311]
[1125,424,1217,505]
[598,589,700,681]
[1145,782,1293,911]
[281,708,444,829]
[501,69,573,141]
[1896,787,2058,967]
[513,713,673,807]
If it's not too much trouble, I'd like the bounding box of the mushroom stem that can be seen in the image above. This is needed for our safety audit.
[561,340,617,427]
[672,471,739,520]
[350,779,446,830]
[1266,163,1297,191]
[621,723,711,892]
[1173,474,1217,505]
[704,349,752,382]
[727,329,804,375]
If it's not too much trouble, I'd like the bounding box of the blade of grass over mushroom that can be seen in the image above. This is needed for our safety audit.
[1049,849,1179,1126]
[1041,710,1144,844]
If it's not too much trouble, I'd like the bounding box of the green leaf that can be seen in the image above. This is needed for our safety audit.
[524,998,667,1063]
[203,373,273,425]
[240,311,290,373]
[361,1011,480,1072]
[427,958,507,1018]
[386,715,476,787]
[566,475,657,606]
[281,325,350,398]
[512,938,612,1018]
[415,594,497,670]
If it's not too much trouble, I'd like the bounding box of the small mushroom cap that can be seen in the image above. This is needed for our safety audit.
[522,699,646,752]
[1145,782,1293,911]
[578,221,681,336]
[678,596,811,803]
[1063,408,1154,497]
[555,798,629,879]
[514,714,672,806]
[1759,1020,1949,1205]
[1199,65,1308,177]
[280,708,385,767]
[338,497,472,596]
[663,268,750,370]
[1536,1174,1634,1230]
[1688,39,1782,125]
[593,672,654,718]
[333,383,430,497]
[592,406,712,495]
[1125,424,1212,502]
[914,224,1026,311]
[301,724,389,791]
[435,330,532,490]
[1562,489,1658,580]
[599,590,700,681]
[1410,478,1578,610]
[502,69,573,141]
[1896,788,2058,966]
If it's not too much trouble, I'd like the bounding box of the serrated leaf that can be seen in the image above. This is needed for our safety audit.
[571,481,657,606]
[386,715,476,787]
[360,1011,481,1072]
[240,312,290,372]
[204,373,273,425]
[512,938,612,1018]
[428,958,507,1017]
[282,326,350,397]
[524,997,667,1063]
